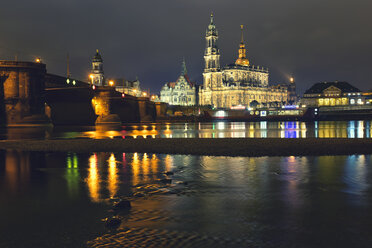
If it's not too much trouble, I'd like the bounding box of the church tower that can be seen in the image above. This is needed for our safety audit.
[204,13,220,72]
[91,50,104,86]
[203,13,222,91]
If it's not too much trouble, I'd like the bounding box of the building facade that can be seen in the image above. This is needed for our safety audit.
[199,14,290,108]
[160,60,197,106]
[301,81,364,107]
[114,78,144,97]
[90,50,104,86]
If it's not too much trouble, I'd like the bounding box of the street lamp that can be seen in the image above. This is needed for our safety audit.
[35,57,41,63]
[109,80,114,87]
[89,74,94,85]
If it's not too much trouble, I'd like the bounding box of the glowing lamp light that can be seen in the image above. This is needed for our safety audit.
[121,93,125,98]
[109,80,114,86]
[230,105,246,110]
[92,85,96,90]
[290,77,294,83]
[143,92,147,97]
[35,58,41,63]
[72,80,76,86]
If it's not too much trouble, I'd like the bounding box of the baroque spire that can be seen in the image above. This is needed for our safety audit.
[181,58,187,76]
[240,25,244,44]
[235,25,249,66]
[206,12,218,36]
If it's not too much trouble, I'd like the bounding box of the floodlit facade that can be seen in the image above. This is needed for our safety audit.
[114,78,144,97]
[301,81,364,107]
[199,14,291,108]
[160,60,197,106]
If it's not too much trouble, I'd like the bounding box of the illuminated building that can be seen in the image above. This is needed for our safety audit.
[91,50,104,86]
[301,81,363,107]
[160,59,197,106]
[199,14,290,108]
[113,77,144,97]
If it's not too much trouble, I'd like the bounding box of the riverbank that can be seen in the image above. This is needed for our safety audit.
[1,138,372,156]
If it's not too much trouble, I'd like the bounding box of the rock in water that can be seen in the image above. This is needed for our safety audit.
[160,178,172,184]
[105,216,121,229]
[113,200,131,210]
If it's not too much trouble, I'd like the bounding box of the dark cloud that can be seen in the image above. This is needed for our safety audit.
[1,0,372,93]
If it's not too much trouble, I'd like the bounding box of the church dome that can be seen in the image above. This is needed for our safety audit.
[235,58,250,66]
[93,49,103,62]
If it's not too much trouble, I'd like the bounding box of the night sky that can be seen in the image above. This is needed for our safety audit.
[1,0,371,94]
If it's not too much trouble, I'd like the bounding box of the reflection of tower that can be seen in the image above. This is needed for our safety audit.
[288,77,297,104]
[91,50,104,86]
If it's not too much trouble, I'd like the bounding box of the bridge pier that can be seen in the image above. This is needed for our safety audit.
[93,90,122,127]
[0,61,51,127]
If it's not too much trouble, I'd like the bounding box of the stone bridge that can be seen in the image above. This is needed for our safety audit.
[0,60,166,127]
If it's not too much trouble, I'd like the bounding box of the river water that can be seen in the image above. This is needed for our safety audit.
[0,120,371,140]
[1,151,372,247]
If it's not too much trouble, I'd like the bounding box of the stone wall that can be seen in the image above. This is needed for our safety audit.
[0,61,49,126]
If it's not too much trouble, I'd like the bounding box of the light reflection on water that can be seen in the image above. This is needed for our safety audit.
[2,120,372,140]
[1,151,372,247]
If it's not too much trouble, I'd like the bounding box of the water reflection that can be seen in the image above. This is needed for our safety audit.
[66,153,80,197]
[108,153,119,198]
[1,120,372,140]
[75,120,372,139]
[2,151,372,247]
[87,154,100,202]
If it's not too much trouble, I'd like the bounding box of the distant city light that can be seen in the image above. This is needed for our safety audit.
[282,105,299,110]
[143,92,147,97]
[290,77,294,83]
[215,110,227,118]
[109,80,114,86]
[35,57,41,63]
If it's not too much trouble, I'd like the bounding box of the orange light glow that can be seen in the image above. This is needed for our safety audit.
[108,153,118,198]
[87,154,100,202]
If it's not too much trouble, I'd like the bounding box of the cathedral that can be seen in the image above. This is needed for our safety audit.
[199,14,293,108]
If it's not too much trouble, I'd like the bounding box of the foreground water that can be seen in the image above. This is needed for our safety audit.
[1,120,372,140]
[1,151,372,247]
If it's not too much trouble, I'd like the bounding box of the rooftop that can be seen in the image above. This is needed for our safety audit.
[304,81,361,95]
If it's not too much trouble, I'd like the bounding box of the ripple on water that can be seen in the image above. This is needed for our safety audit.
[87,227,262,248]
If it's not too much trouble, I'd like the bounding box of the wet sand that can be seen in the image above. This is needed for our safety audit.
[1,138,372,156]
